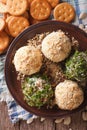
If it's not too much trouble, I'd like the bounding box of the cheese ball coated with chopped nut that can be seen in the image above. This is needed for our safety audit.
[55,80,84,110]
[13,46,43,75]
[41,31,71,62]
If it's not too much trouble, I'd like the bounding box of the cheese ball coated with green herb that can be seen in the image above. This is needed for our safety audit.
[65,50,87,82]
[22,75,53,108]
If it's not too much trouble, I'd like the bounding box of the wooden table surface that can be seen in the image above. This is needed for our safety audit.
[0,102,87,130]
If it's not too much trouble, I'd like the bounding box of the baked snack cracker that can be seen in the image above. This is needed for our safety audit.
[7,0,28,16]
[3,13,11,21]
[8,16,30,37]
[22,11,29,20]
[4,12,29,21]
[27,0,34,8]
[0,2,8,13]
[0,18,5,31]
[30,0,51,20]
[53,2,75,23]
[28,0,33,5]
[47,0,59,8]
[6,16,13,23]
[0,0,6,4]
[30,15,42,25]
[5,26,11,35]
[0,31,9,54]
[5,16,13,35]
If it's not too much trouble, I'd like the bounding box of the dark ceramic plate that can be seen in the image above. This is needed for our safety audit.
[5,20,87,118]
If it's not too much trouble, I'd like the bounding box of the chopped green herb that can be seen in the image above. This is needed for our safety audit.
[65,50,87,82]
[22,75,53,108]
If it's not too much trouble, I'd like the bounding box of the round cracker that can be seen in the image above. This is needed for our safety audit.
[0,31,10,54]
[0,2,8,13]
[8,16,30,37]
[30,0,51,20]
[27,0,34,9]
[30,16,41,25]
[7,0,28,16]
[22,11,29,20]
[5,16,13,35]
[0,0,6,4]
[3,13,11,21]
[28,0,33,4]
[47,0,59,8]
[0,18,5,31]
[53,2,75,23]
[5,25,11,35]
[6,16,13,23]
[28,0,33,6]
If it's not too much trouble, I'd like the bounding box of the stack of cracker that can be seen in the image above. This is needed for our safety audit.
[0,0,30,54]
[0,0,75,54]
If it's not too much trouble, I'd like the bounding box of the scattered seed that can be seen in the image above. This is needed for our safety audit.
[79,24,84,29]
[69,128,72,130]
[27,118,34,124]
[63,116,71,125]
[55,118,64,123]
[40,117,45,122]
[82,111,87,121]
[79,24,87,33]
[85,24,87,28]
[83,28,87,33]
[79,12,87,19]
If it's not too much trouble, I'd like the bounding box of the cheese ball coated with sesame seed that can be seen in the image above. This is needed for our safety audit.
[41,31,71,62]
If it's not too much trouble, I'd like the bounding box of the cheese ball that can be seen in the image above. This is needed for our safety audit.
[22,75,53,108]
[55,80,84,110]
[13,46,43,75]
[42,31,71,62]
